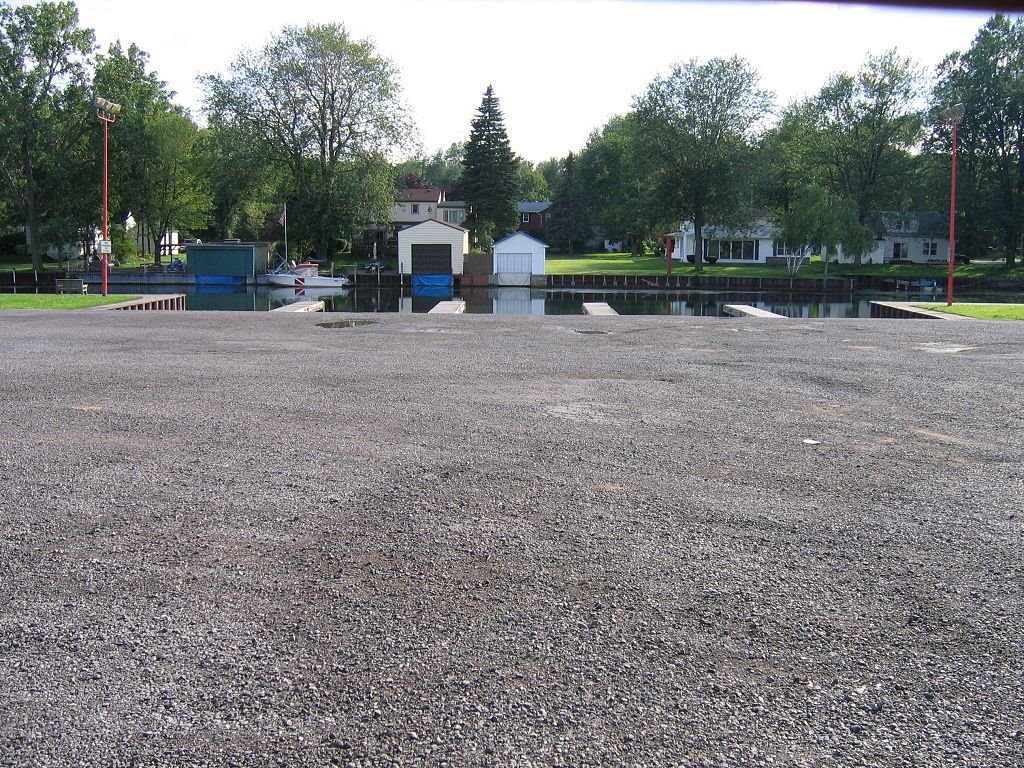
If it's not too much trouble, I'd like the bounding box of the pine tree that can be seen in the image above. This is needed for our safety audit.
[550,152,591,254]
[460,85,518,245]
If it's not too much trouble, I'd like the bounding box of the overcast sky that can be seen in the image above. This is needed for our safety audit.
[74,0,998,163]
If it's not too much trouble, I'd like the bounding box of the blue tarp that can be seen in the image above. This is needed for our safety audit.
[412,274,453,288]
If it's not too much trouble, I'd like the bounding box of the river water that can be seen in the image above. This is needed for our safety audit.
[7,284,1022,316]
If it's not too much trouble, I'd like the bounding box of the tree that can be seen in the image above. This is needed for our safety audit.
[202,24,411,260]
[634,57,773,272]
[578,114,658,254]
[773,184,840,275]
[0,1,94,270]
[549,152,589,254]
[931,14,1024,267]
[515,158,550,201]
[461,85,518,244]
[805,51,923,264]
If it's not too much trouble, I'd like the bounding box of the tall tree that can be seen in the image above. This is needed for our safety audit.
[461,85,518,244]
[0,1,94,270]
[931,14,1024,267]
[202,23,411,260]
[806,51,923,263]
[578,114,657,253]
[549,152,589,254]
[634,56,773,272]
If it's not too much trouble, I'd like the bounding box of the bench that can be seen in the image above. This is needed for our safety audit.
[55,278,87,295]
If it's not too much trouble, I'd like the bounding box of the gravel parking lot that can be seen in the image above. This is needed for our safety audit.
[1,311,1021,767]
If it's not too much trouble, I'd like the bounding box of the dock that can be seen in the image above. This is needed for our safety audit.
[428,300,467,314]
[582,302,618,316]
[271,301,325,313]
[90,294,187,311]
[723,304,785,318]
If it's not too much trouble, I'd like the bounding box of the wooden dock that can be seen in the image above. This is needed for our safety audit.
[91,294,187,311]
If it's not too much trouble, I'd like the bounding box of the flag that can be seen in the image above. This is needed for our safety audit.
[279,207,287,226]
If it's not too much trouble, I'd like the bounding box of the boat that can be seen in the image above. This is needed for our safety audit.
[266,262,350,288]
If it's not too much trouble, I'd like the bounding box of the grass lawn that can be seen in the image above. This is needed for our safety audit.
[0,294,139,310]
[544,252,1024,279]
[915,303,1024,320]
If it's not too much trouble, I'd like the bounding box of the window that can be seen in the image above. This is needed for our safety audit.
[774,241,793,257]
[892,242,907,260]
[411,204,420,214]
[443,210,462,224]
[705,239,759,260]
[923,241,938,257]
[521,213,530,223]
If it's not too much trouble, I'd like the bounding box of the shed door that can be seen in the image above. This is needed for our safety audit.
[411,244,452,274]
[496,252,532,273]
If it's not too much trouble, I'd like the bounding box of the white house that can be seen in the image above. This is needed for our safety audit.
[492,231,547,286]
[666,219,778,264]
[397,219,469,276]
[667,211,951,266]
[845,212,950,265]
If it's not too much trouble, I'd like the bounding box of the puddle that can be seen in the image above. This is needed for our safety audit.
[575,329,610,335]
[317,320,379,329]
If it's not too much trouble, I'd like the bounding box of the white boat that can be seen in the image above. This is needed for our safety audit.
[266,262,350,288]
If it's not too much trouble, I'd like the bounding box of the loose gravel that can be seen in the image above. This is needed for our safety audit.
[0,310,1021,767]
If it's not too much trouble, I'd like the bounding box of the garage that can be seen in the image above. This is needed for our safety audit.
[492,232,548,286]
[397,220,469,278]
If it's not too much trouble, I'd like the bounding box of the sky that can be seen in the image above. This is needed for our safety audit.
[73,0,999,164]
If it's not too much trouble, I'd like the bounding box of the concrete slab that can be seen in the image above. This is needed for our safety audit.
[428,300,466,314]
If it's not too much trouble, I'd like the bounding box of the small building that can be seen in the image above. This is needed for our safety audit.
[517,201,551,232]
[492,231,547,286]
[397,220,469,284]
[185,241,272,285]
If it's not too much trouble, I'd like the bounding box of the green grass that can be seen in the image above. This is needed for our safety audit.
[544,252,1024,279]
[0,294,139,310]
[915,303,1024,320]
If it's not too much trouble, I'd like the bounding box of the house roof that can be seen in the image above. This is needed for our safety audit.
[398,218,467,233]
[869,211,949,238]
[400,187,444,203]
[517,201,551,214]
[438,200,466,208]
[494,231,549,248]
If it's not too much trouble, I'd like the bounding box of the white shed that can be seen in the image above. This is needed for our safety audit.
[492,231,547,286]
[398,219,469,276]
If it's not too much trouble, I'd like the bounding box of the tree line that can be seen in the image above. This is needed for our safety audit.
[2,2,1022,271]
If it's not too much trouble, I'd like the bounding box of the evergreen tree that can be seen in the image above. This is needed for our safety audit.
[461,85,518,245]
[550,152,590,254]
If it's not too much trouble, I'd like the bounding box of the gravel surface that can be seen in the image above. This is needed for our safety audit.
[0,310,1021,767]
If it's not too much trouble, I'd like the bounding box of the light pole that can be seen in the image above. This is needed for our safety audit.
[95,97,121,296]
[942,103,964,307]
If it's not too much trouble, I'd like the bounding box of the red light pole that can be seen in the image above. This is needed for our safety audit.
[95,97,121,296]
[943,103,964,307]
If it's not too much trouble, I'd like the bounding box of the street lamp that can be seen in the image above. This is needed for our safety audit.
[95,97,122,296]
[942,102,964,307]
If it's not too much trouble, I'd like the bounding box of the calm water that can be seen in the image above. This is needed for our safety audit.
[6,284,1022,316]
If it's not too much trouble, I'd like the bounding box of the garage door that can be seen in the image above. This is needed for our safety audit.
[411,244,452,274]
[496,252,532,273]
